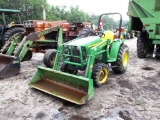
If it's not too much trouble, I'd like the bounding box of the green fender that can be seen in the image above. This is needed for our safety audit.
[109,39,124,62]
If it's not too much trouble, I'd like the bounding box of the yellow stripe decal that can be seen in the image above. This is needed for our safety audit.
[88,42,101,48]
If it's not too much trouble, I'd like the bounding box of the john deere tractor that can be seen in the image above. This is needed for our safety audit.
[0,9,24,47]
[28,13,129,105]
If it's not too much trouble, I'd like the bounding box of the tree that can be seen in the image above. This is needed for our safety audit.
[0,0,128,28]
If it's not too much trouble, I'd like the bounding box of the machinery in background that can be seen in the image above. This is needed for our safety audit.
[0,8,24,47]
[128,0,160,58]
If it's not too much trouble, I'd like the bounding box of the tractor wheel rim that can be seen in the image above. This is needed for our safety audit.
[98,68,108,84]
[123,51,128,67]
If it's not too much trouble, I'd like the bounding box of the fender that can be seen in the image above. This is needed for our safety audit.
[8,24,24,28]
[109,39,124,61]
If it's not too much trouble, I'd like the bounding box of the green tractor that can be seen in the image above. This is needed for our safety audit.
[0,9,24,47]
[28,13,129,105]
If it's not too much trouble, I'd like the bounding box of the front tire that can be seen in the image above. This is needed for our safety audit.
[92,63,109,87]
[43,49,57,68]
[112,44,129,74]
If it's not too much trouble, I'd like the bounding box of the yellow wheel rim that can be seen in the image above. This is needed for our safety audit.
[98,68,108,84]
[123,51,129,67]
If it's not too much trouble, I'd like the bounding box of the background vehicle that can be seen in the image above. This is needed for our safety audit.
[116,27,134,39]
[0,8,24,47]
[67,21,93,40]
[128,0,160,58]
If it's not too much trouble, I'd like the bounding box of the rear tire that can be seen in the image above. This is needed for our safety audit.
[112,44,129,74]
[2,27,24,45]
[77,27,96,38]
[155,55,160,59]
[43,49,57,68]
[137,34,148,58]
[92,63,109,87]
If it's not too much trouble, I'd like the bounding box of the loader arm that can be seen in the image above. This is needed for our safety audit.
[26,26,61,41]
[0,32,24,54]
[53,44,63,70]
[7,26,63,61]
[85,39,111,78]
[17,26,62,61]
[0,26,63,79]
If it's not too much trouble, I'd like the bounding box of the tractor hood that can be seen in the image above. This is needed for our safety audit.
[66,36,102,48]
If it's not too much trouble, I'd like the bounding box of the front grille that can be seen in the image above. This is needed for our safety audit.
[70,48,81,63]
[23,21,34,28]
[63,45,86,63]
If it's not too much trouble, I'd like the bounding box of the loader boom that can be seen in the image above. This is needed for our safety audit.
[0,26,63,79]
[1,26,63,61]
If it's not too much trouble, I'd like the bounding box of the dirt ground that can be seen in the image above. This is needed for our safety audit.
[0,38,160,120]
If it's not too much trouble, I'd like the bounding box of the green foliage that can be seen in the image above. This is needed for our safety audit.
[0,0,128,29]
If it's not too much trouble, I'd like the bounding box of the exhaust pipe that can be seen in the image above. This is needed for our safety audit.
[41,5,46,20]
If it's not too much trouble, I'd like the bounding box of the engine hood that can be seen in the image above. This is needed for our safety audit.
[66,36,102,48]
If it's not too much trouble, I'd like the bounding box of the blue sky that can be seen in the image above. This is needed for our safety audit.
[47,0,129,20]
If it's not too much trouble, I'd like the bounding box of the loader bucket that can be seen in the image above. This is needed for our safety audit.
[28,66,94,105]
[0,54,20,79]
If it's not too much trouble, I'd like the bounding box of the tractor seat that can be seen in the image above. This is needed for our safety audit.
[101,30,114,43]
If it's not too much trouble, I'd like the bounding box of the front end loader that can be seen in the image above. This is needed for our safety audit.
[29,13,129,105]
